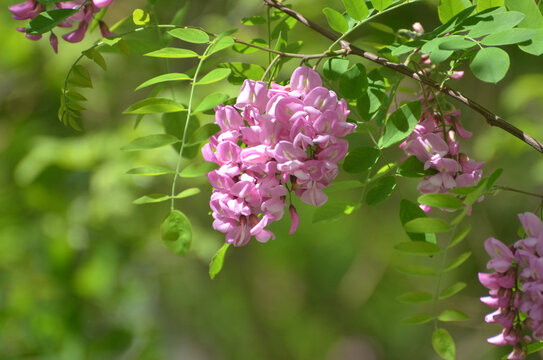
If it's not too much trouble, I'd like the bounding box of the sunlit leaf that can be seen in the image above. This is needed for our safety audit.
[161,210,192,256]
[342,0,369,21]
[120,134,180,151]
[417,194,462,210]
[209,243,230,279]
[404,218,451,234]
[174,188,201,199]
[135,73,191,90]
[133,193,171,204]
[193,93,230,113]
[126,166,175,176]
[145,47,200,58]
[123,98,185,114]
[438,0,467,24]
[168,28,210,43]
[399,199,436,243]
[132,9,150,26]
[370,0,393,12]
[470,47,510,83]
[432,328,455,360]
[196,68,232,85]
[443,252,472,272]
[439,282,467,299]
[438,309,469,322]
[322,7,349,33]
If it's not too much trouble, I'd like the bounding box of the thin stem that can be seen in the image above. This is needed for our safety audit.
[232,37,343,59]
[494,185,543,200]
[170,44,212,210]
[432,224,458,330]
[263,0,543,154]
[267,6,272,65]
[261,54,281,82]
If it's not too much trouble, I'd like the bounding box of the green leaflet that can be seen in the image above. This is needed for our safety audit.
[209,243,230,279]
[432,328,455,360]
[161,210,192,256]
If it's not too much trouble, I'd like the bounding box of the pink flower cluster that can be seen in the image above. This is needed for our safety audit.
[203,66,356,246]
[399,104,484,212]
[479,212,543,359]
[8,0,115,53]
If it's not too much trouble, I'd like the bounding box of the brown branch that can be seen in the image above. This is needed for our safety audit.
[263,0,543,154]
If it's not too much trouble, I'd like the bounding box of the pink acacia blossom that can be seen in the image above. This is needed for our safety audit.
[204,66,356,246]
[8,0,116,52]
[480,213,543,359]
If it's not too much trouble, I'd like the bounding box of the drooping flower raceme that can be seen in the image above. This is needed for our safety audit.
[203,66,356,246]
[399,93,483,212]
[479,212,543,360]
[8,0,116,53]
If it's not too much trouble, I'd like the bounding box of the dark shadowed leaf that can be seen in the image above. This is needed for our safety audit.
[343,146,380,173]
[366,176,396,205]
[394,242,441,256]
[396,292,433,304]
[26,8,79,34]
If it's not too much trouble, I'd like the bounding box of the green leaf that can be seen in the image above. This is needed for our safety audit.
[322,7,349,33]
[477,0,504,12]
[505,0,543,28]
[133,193,171,204]
[82,48,107,71]
[208,36,235,55]
[180,162,218,177]
[126,166,175,176]
[193,93,229,113]
[69,65,93,88]
[324,180,364,193]
[196,68,232,85]
[520,29,543,56]
[397,156,437,177]
[370,0,394,12]
[395,264,437,276]
[313,201,356,223]
[174,188,201,199]
[438,35,478,50]
[394,242,441,256]
[168,28,210,44]
[438,309,469,322]
[399,199,436,243]
[438,0,468,24]
[233,38,268,54]
[379,102,422,148]
[135,73,191,90]
[342,0,369,21]
[241,16,266,25]
[132,9,150,26]
[439,282,467,299]
[123,98,185,114]
[527,342,543,354]
[186,123,221,146]
[323,58,350,81]
[366,176,396,205]
[417,194,462,210]
[432,328,455,360]
[448,225,471,249]
[404,218,451,234]
[26,8,79,35]
[482,28,539,46]
[401,313,434,325]
[469,11,525,38]
[161,210,192,256]
[144,48,200,58]
[339,63,368,100]
[209,243,230,279]
[486,168,503,191]
[396,292,433,304]
[121,134,180,151]
[470,47,510,83]
[220,62,265,84]
[443,252,471,272]
[343,146,380,173]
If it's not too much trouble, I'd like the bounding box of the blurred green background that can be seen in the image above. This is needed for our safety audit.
[2,0,543,359]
